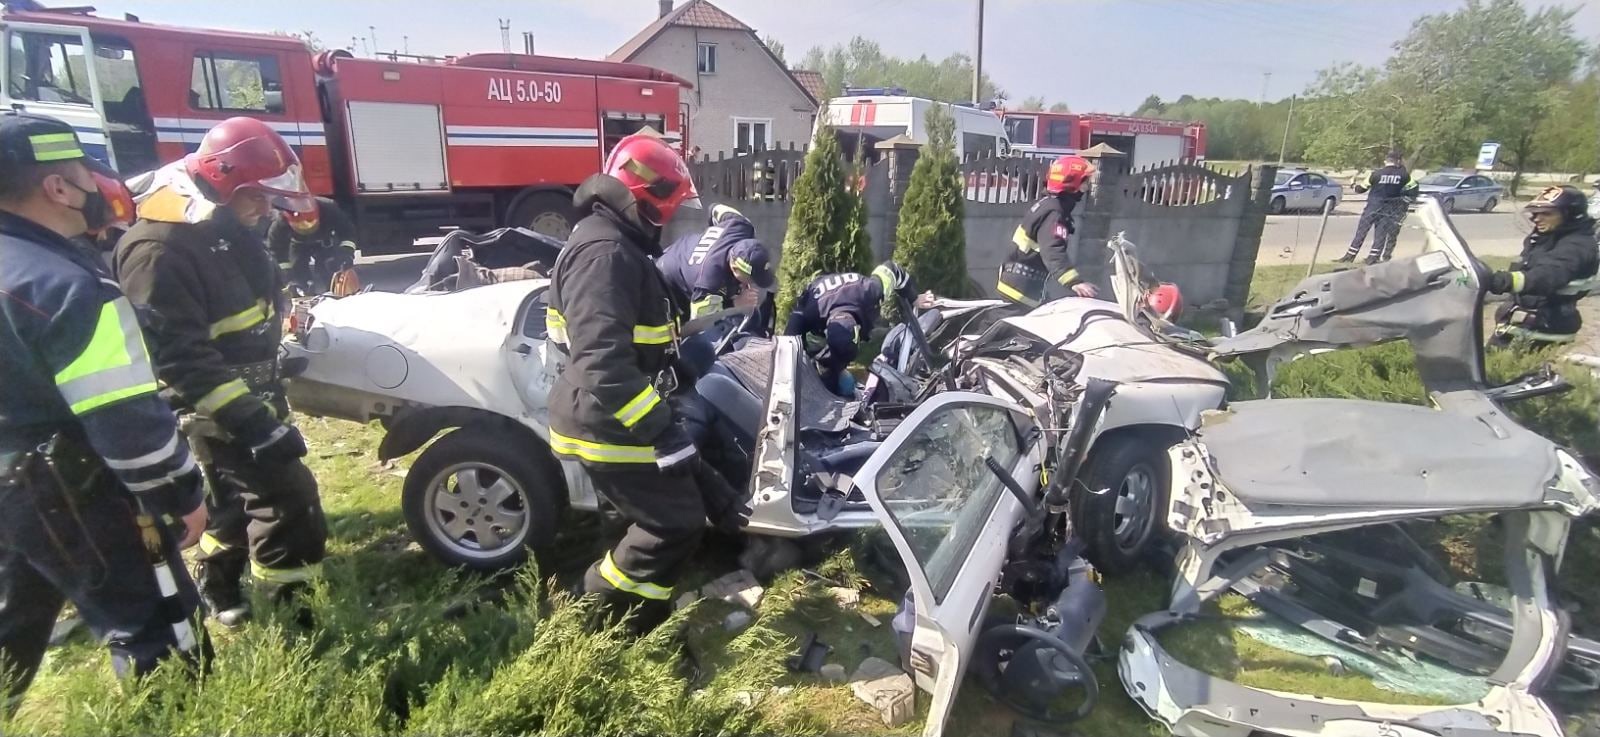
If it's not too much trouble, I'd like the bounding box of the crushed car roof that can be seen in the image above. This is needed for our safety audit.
[997,299,1229,385]
[1198,398,1557,509]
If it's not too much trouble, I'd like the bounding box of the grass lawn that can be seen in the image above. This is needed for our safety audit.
[8,263,1598,736]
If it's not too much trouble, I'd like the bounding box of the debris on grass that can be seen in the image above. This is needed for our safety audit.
[703,569,765,609]
[786,632,831,673]
[724,610,754,632]
[858,610,882,628]
[828,587,862,608]
[849,657,916,727]
[820,663,848,683]
[675,590,701,611]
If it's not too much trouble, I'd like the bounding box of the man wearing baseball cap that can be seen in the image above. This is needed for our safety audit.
[656,204,776,374]
[0,112,208,702]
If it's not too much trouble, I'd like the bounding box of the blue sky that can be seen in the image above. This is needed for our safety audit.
[85,0,1599,112]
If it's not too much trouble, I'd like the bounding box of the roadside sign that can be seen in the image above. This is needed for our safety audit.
[1476,142,1500,169]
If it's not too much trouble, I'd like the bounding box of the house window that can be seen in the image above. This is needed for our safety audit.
[697,42,717,74]
[734,117,771,155]
[190,51,284,113]
[1044,119,1074,148]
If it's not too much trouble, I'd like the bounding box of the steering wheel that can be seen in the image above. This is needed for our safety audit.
[971,624,1099,724]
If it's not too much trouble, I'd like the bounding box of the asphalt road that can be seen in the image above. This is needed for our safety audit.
[352,208,1532,293]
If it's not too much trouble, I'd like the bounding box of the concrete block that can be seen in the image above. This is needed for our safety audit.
[702,569,765,610]
[850,666,916,727]
[724,609,754,632]
[850,656,903,682]
[828,587,861,608]
[820,663,848,683]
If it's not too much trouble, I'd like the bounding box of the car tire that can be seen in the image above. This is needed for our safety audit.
[1442,197,1456,213]
[1481,197,1498,213]
[1076,433,1172,575]
[1269,196,1286,215]
[508,190,576,240]
[402,426,564,571]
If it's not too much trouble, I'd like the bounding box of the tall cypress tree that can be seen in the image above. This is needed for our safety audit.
[775,125,873,316]
[892,105,968,298]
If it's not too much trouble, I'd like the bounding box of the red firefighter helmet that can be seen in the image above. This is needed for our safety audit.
[84,157,135,236]
[1146,283,1184,321]
[602,133,700,227]
[1046,154,1094,195]
[286,200,321,233]
[184,117,312,211]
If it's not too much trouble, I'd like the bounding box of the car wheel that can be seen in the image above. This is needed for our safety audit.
[1442,197,1456,213]
[1076,434,1171,575]
[1481,197,1498,213]
[402,426,564,571]
[508,190,576,240]
[1268,196,1286,215]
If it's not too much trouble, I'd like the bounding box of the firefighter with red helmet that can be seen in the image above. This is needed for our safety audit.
[113,117,328,627]
[268,196,360,296]
[998,154,1099,307]
[546,133,747,632]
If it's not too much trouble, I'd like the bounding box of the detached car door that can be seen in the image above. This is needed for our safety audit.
[852,392,1042,737]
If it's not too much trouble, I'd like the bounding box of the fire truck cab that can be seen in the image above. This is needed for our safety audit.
[1,3,690,251]
[1002,110,1206,171]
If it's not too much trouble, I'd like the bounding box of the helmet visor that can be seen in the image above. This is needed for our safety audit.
[252,163,314,212]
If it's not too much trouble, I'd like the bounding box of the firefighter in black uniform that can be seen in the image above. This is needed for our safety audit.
[0,113,209,701]
[784,262,920,396]
[998,154,1099,307]
[115,117,327,627]
[546,134,746,632]
[1487,186,1599,347]
[267,195,359,296]
[1339,150,1419,265]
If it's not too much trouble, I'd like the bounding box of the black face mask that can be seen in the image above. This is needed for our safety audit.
[63,179,112,233]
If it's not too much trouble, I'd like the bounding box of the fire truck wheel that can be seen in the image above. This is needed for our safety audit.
[509,191,577,239]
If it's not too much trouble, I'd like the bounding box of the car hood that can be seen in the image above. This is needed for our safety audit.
[308,280,546,342]
[995,299,1228,385]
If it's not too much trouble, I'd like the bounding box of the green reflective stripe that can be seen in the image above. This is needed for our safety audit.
[196,379,250,415]
[614,385,661,429]
[250,560,321,584]
[996,280,1040,307]
[598,551,670,600]
[209,300,270,339]
[546,307,569,346]
[199,533,235,556]
[621,158,661,184]
[730,257,753,276]
[1012,225,1038,253]
[29,132,84,162]
[1510,271,1526,294]
[689,295,724,320]
[1056,268,1080,286]
[548,430,656,464]
[633,323,673,345]
[55,299,159,414]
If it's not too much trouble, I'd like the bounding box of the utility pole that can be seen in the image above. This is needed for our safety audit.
[369,26,377,56]
[499,18,512,53]
[403,35,409,55]
[1260,71,1271,103]
[972,0,985,103]
[1279,93,1296,164]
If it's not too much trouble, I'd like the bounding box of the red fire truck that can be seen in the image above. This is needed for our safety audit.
[1001,110,1206,171]
[1,3,690,249]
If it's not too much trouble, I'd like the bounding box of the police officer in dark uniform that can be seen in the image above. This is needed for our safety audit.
[114,117,328,627]
[267,195,359,296]
[546,134,746,632]
[1339,150,1419,265]
[657,204,776,375]
[998,154,1099,307]
[0,113,208,701]
[1488,185,1599,347]
[784,262,919,396]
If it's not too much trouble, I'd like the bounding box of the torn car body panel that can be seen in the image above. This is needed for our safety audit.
[1122,386,1600,737]
[1212,198,1490,396]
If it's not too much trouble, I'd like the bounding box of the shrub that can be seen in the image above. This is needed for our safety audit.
[775,124,872,317]
[891,105,967,298]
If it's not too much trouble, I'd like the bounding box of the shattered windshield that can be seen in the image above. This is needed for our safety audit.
[874,403,1021,602]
